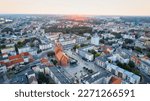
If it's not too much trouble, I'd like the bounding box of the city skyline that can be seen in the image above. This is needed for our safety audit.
[0,0,150,16]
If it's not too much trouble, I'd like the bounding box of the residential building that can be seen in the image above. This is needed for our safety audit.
[108,53,129,64]
[106,63,140,84]
[140,59,150,75]
[99,45,113,54]
[0,64,7,75]
[46,32,62,41]
[1,47,16,58]
[60,39,76,49]
[131,56,141,66]
[75,36,87,44]
[18,47,30,53]
[49,67,74,84]
[77,46,95,61]
[18,47,37,56]
[39,43,52,50]
[0,52,34,69]
[95,56,108,68]
[81,71,112,84]
[27,71,38,84]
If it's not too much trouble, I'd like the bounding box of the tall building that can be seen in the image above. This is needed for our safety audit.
[91,33,100,45]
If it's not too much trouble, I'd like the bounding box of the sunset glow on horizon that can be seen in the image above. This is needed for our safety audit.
[0,0,150,16]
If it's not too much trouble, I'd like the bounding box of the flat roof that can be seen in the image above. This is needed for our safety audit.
[49,67,74,84]
[81,71,111,84]
[141,60,150,67]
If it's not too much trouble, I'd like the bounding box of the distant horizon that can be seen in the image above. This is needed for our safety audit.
[0,13,150,17]
[0,0,150,16]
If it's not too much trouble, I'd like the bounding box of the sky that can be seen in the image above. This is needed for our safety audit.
[0,0,150,16]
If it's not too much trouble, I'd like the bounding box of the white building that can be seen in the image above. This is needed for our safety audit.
[27,72,38,84]
[60,39,76,46]
[76,36,87,44]
[28,50,37,56]
[108,54,129,64]
[91,33,100,45]
[81,71,111,84]
[24,57,29,63]
[39,43,52,50]
[18,47,37,56]
[18,47,30,54]
[49,67,74,84]
[1,47,16,58]
[140,59,150,75]
[0,65,7,75]
[106,63,140,84]
[46,32,62,41]
[95,56,108,68]
[77,46,95,61]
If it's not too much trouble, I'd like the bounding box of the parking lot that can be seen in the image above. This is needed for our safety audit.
[64,50,108,79]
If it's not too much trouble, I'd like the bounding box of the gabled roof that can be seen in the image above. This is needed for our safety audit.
[8,55,21,60]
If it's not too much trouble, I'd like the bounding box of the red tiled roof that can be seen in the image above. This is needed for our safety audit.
[54,42,69,66]
[8,55,22,60]
[2,53,8,56]
[11,58,24,64]
[0,61,5,65]
[56,51,64,61]
[40,58,49,63]
[110,77,122,84]
[40,58,52,66]
[20,52,30,56]
[5,62,14,68]
[131,56,141,65]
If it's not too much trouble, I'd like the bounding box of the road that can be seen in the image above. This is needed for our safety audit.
[38,48,53,58]
[140,70,150,84]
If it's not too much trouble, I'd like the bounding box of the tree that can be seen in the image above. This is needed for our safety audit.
[124,39,133,44]
[53,60,58,66]
[99,39,105,44]
[88,49,100,60]
[135,47,142,53]
[51,59,57,66]
[38,72,49,84]
[17,41,24,48]
[37,49,42,53]
[47,51,55,57]
[30,43,35,47]
[111,32,122,38]
[95,53,100,57]
[0,45,6,50]
[72,45,80,51]
[87,36,91,40]
[116,61,123,68]
[128,61,135,68]
[147,52,150,58]
[88,49,97,54]
[1,27,13,33]
[80,43,88,47]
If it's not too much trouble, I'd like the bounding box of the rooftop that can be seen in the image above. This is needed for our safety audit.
[49,67,74,84]
[81,71,111,84]
[109,76,122,84]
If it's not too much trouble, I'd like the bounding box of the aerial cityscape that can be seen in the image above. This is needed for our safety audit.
[0,0,150,84]
[0,15,150,84]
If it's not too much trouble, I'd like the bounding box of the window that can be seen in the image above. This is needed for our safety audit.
[111,69,116,75]
[118,72,123,78]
